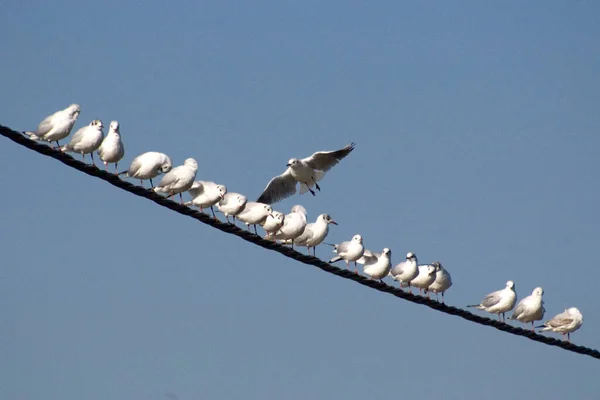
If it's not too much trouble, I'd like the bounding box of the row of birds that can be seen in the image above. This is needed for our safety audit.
[22,103,584,342]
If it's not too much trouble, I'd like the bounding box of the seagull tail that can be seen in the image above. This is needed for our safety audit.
[117,169,129,176]
[466,304,480,308]
[329,256,342,263]
[23,131,39,140]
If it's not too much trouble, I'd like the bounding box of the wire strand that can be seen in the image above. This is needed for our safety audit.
[2,124,599,360]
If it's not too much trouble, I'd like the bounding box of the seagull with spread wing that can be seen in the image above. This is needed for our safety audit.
[257,142,355,204]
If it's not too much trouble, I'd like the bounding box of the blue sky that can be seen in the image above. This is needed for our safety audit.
[2,1,599,399]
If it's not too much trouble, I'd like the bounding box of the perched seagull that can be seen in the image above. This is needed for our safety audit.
[275,205,308,247]
[389,252,419,292]
[216,193,247,224]
[426,262,452,303]
[24,103,81,147]
[329,234,364,273]
[288,213,337,256]
[61,119,104,163]
[186,181,227,217]
[404,263,437,297]
[510,287,545,331]
[467,281,517,322]
[357,248,392,282]
[236,202,273,234]
[97,120,125,173]
[261,211,285,240]
[153,158,198,204]
[257,143,356,204]
[537,307,583,342]
[119,151,173,188]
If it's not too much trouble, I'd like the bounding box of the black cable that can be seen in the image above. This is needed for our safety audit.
[2,124,599,360]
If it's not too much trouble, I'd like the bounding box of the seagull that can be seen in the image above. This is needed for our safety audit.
[261,211,285,240]
[287,213,337,256]
[216,193,247,224]
[153,158,198,204]
[404,263,437,297]
[257,143,356,204]
[186,181,227,217]
[467,281,517,322]
[236,202,273,234]
[426,262,452,303]
[357,248,392,282]
[537,307,583,342]
[97,120,125,173]
[61,119,104,163]
[329,234,364,273]
[275,205,308,247]
[24,103,81,147]
[510,287,545,331]
[119,151,173,188]
[389,252,419,292]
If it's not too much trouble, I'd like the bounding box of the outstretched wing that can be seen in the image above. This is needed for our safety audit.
[302,142,355,172]
[256,169,297,204]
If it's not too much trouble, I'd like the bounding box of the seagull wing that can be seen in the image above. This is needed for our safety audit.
[302,142,355,172]
[256,169,297,204]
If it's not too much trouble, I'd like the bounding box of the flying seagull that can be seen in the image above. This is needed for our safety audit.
[257,142,355,204]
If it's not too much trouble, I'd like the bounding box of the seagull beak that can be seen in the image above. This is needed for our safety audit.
[286,163,291,167]
[330,220,338,225]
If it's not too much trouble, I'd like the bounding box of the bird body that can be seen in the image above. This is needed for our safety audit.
[360,248,392,281]
[275,205,307,243]
[291,213,337,256]
[61,119,104,160]
[97,120,125,171]
[216,193,247,222]
[510,287,545,330]
[25,103,81,145]
[120,151,173,186]
[261,211,285,240]
[538,307,583,341]
[329,234,364,272]
[427,262,452,302]
[237,202,273,233]
[153,158,198,203]
[467,281,517,321]
[187,181,227,212]
[257,143,355,204]
[389,252,419,290]
[406,264,437,295]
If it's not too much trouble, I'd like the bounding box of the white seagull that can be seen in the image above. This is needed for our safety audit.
[329,234,364,273]
[97,120,125,173]
[510,287,545,331]
[186,181,227,217]
[236,202,273,234]
[216,193,247,224]
[153,158,198,203]
[261,211,285,241]
[404,263,438,297]
[389,252,419,292]
[257,143,355,204]
[61,119,104,163]
[357,248,392,282]
[119,151,173,187]
[275,205,308,247]
[537,307,583,342]
[24,103,81,147]
[287,213,337,256]
[426,262,452,303]
[467,281,517,322]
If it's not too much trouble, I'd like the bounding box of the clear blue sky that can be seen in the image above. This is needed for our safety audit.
[2,1,599,399]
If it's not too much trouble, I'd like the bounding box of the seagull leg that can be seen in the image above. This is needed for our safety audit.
[354,261,359,274]
[55,140,60,148]
[312,177,321,191]
[150,178,154,188]
[179,193,184,204]
[114,163,119,174]
[253,225,258,235]
[305,183,316,196]
[90,152,96,165]
[210,207,217,219]
[104,162,108,171]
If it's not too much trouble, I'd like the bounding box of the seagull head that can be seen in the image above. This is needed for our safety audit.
[322,214,338,225]
[287,158,299,167]
[109,120,120,133]
[68,104,81,118]
[532,287,544,297]
[506,280,515,290]
[216,185,227,199]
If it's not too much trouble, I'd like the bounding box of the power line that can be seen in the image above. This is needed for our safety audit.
[2,123,599,360]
